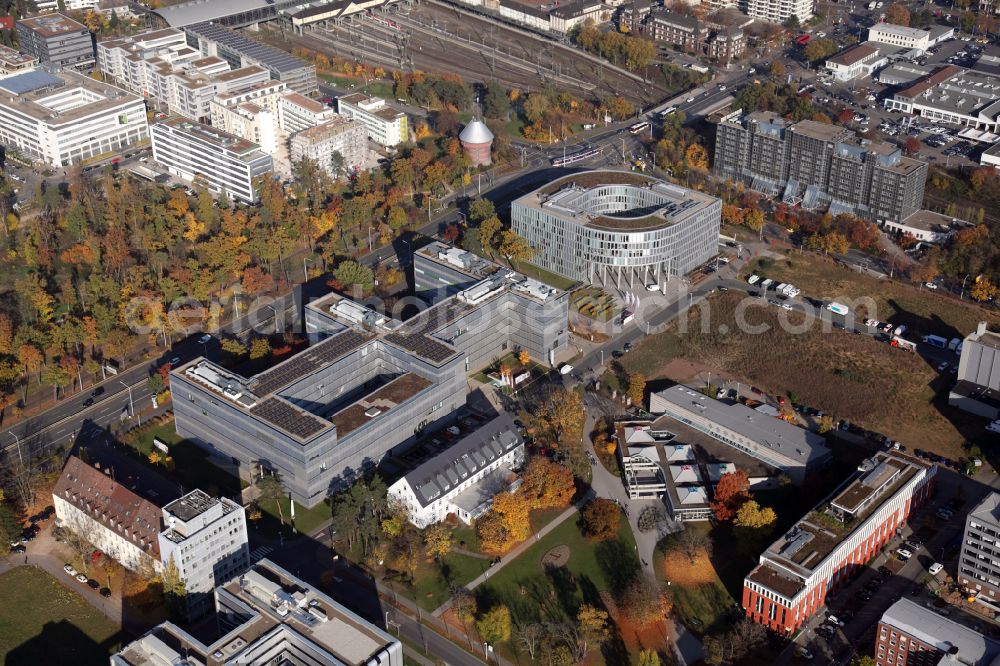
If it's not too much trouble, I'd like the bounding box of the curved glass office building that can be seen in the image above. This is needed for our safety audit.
[511,171,722,288]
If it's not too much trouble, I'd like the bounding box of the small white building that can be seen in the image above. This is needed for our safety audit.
[883,209,967,243]
[279,91,336,133]
[337,93,408,146]
[825,43,887,82]
[387,414,524,528]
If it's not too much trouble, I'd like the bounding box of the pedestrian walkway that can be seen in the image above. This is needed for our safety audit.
[248,545,274,564]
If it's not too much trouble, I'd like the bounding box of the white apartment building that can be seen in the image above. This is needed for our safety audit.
[0,46,38,78]
[387,415,524,528]
[151,116,273,203]
[337,93,408,146]
[54,457,250,618]
[210,99,279,153]
[825,43,887,82]
[279,91,336,132]
[0,68,148,167]
[290,117,367,175]
[97,28,270,122]
[745,0,813,24]
[157,490,250,618]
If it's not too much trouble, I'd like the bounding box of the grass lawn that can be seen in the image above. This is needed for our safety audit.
[410,551,492,611]
[513,261,578,291]
[657,523,741,635]
[0,566,122,664]
[260,496,333,536]
[318,73,394,100]
[474,513,639,625]
[121,418,243,497]
[620,291,979,460]
[748,252,1000,338]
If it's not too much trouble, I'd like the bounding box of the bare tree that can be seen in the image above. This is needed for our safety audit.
[516,623,545,660]
[675,526,712,564]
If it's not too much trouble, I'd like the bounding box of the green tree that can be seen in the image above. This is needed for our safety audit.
[159,556,188,619]
[334,260,374,292]
[147,373,165,395]
[468,198,496,224]
[477,605,512,644]
[481,81,511,120]
[257,472,287,525]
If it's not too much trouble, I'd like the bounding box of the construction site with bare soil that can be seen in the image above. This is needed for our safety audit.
[259,0,678,107]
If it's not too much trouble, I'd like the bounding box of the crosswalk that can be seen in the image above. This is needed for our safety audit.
[248,545,273,564]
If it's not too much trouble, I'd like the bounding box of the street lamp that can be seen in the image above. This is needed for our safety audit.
[119,380,139,426]
[401,238,411,266]
[8,430,22,467]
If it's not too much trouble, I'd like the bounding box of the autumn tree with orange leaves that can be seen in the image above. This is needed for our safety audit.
[478,491,531,554]
[711,470,751,522]
[520,457,575,510]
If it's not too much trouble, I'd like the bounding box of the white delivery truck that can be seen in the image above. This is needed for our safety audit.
[827,302,849,316]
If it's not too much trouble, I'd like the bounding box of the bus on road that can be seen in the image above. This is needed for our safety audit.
[628,121,651,135]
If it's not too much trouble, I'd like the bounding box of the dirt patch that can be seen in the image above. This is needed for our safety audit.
[542,545,571,568]
[663,550,717,586]
[624,292,972,459]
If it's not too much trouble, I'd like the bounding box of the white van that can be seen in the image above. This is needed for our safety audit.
[559,364,574,375]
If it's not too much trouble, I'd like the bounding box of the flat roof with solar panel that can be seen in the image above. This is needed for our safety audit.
[185,21,311,73]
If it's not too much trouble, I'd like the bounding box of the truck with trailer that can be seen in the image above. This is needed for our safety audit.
[923,334,948,349]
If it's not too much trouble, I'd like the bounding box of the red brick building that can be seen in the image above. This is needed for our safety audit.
[876,597,1000,666]
[743,453,936,633]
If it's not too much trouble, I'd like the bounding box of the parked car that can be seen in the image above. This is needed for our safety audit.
[75,573,88,583]
[896,548,913,560]
[929,562,944,575]
[11,544,25,554]
[64,564,77,576]
[100,587,112,598]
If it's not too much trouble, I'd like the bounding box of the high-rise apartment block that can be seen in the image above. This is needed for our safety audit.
[289,116,368,175]
[714,111,927,223]
[337,94,408,146]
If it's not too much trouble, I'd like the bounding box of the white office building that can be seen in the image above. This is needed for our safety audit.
[157,490,250,618]
[0,68,148,167]
[290,116,367,175]
[337,93,408,146]
[151,116,273,203]
[387,414,525,528]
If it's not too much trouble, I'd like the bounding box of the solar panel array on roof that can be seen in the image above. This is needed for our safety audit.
[250,397,328,439]
[185,22,309,73]
[0,69,64,94]
[384,332,455,363]
[251,329,372,396]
